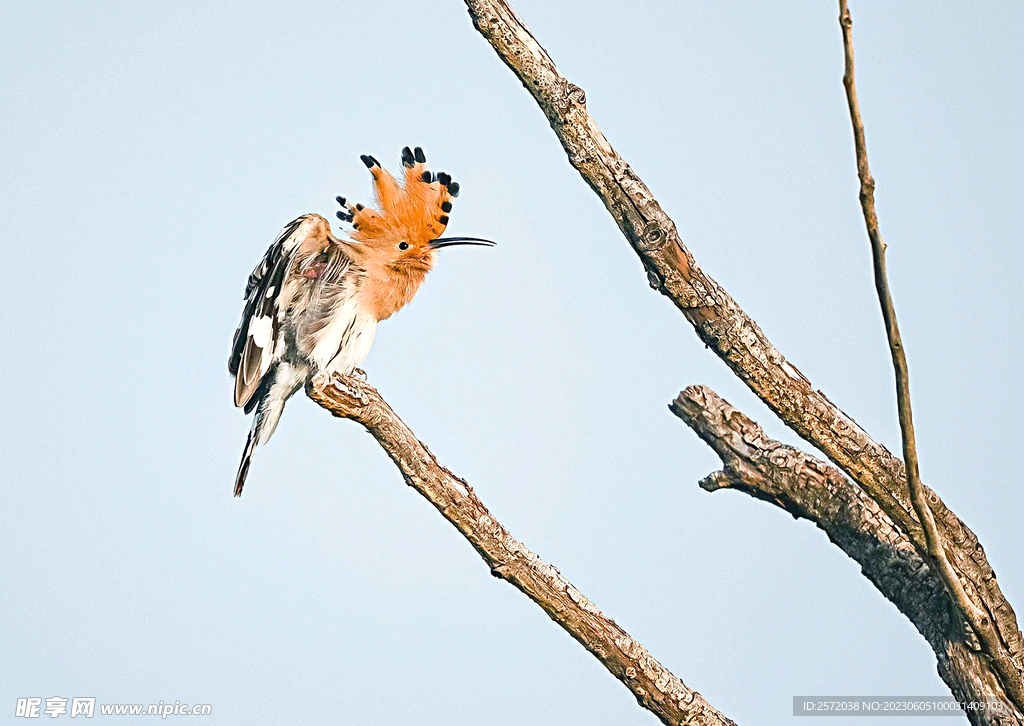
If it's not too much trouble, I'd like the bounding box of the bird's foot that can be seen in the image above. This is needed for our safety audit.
[351,367,367,380]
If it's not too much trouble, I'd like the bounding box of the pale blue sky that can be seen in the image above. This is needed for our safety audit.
[1,1,1021,724]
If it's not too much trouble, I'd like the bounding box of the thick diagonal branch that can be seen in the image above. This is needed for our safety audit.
[306,374,735,726]
[462,0,1022,700]
[671,385,1023,726]
[835,1,1022,709]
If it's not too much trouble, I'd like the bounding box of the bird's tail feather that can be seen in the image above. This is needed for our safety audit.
[234,422,259,497]
[233,367,299,497]
[234,376,273,497]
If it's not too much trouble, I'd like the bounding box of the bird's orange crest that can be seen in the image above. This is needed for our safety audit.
[336,146,459,251]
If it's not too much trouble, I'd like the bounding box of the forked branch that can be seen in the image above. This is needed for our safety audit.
[838,0,1023,709]
[306,374,736,726]
[671,385,1023,725]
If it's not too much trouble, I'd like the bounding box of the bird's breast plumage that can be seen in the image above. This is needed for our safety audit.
[361,263,430,321]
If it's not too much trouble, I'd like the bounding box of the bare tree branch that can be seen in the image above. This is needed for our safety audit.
[305,374,736,726]
[461,0,1022,704]
[671,385,1023,725]
[837,1,1024,710]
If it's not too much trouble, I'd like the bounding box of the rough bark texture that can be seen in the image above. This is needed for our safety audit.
[462,0,1022,706]
[306,374,736,726]
[672,386,1024,726]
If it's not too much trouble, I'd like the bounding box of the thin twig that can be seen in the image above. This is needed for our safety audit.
[306,374,736,726]
[837,0,1024,709]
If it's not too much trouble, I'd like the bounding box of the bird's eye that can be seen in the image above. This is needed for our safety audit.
[398,241,410,251]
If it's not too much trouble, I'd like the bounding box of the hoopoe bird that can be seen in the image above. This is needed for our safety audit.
[229,147,494,496]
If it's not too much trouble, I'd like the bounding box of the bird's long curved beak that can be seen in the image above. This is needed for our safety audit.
[429,236,497,250]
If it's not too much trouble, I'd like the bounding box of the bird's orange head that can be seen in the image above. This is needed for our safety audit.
[336,146,494,277]
[334,147,494,321]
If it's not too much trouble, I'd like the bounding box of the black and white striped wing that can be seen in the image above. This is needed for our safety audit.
[229,216,308,410]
